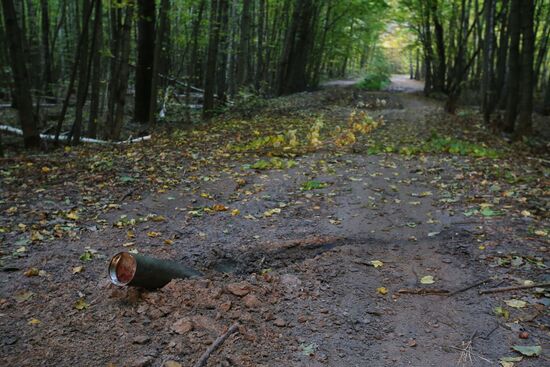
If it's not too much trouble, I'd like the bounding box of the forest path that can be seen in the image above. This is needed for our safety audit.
[1,84,548,367]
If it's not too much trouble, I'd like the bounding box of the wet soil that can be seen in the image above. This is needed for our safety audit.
[1,76,548,367]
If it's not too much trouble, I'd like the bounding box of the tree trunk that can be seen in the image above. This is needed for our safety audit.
[236,0,251,89]
[217,0,229,102]
[503,0,521,133]
[203,0,221,118]
[481,0,495,124]
[148,0,169,126]
[88,0,102,138]
[514,0,535,138]
[40,0,53,99]
[71,0,94,145]
[134,0,155,124]
[1,0,40,148]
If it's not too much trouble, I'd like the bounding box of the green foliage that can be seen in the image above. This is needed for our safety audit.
[357,51,391,90]
[301,180,329,191]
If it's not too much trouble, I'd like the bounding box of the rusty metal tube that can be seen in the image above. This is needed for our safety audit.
[108,252,202,289]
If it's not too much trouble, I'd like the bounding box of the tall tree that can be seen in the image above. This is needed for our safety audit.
[515,0,535,138]
[135,0,156,124]
[1,0,40,148]
[203,0,221,117]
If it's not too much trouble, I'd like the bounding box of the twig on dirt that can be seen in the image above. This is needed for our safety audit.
[480,324,500,340]
[447,278,492,297]
[397,288,449,295]
[478,282,550,295]
[193,323,240,367]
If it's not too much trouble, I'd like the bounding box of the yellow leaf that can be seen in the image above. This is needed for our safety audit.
[28,318,41,325]
[420,275,435,284]
[41,166,51,173]
[147,231,161,238]
[264,208,281,217]
[377,287,388,295]
[164,239,174,245]
[127,230,135,239]
[212,204,229,212]
[149,215,166,222]
[370,260,384,268]
[74,298,89,310]
[231,209,240,216]
[24,268,40,277]
[72,266,84,274]
[66,210,79,220]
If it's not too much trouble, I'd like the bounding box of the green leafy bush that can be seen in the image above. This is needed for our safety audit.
[357,52,391,90]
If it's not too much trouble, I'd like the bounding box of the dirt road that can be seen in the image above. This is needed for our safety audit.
[1,79,548,366]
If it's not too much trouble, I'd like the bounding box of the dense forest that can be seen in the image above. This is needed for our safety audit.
[0,0,388,148]
[1,0,549,150]
[1,1,549,366]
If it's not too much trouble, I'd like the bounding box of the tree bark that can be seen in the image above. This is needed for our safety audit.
[1,0,40,148]
[503,0,521,133]
[148,0,169,126]
[88,0,102,138]
[514,0,535,138]
[203,0,221,118]
[134,0,155,124]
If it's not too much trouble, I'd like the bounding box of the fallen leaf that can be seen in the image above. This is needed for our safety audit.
[370,260,384,268]
[147,231,161,238]
[420,275,435,284]
[494,306,510,319]
[74,298,89,310]
[377,287,388,295]
[66,210,79,220]
[231,209,240,216]
[79,251,93,261]
[212,204,228,212]
[24,268,40,277]
[300,342,318,356]
[511,345,541,357]
[263,208,281,217]
[72,266,84,274]
[28,318,41,325]
[14,290,34,303]
[505,299,527,309]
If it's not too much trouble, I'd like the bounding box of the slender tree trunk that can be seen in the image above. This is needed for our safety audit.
[543,73,550,115]
[40,0,53,98]
[71,0,94,145]
[1,0,40,148]
[148,0,169,127]
[217,0,229,102]
[503,0,521,133]
[482,0,495,124]
[109,1,133,140]
[88,0,102,138]
[185,0,205,122]
[203,0,221,118]
[514,0,535,138]
[236,0,251,89]
[134,0,155,124]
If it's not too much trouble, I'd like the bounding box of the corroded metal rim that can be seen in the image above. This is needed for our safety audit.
[108,252,137,286]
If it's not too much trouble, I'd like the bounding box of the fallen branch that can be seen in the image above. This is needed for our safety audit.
[397,288,449,295]
[447,278,492,297]
[193,323,240,367]
[479,282,550,295]
[0,125,151,144]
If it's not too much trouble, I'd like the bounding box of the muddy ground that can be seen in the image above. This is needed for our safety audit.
[1,76,549,367]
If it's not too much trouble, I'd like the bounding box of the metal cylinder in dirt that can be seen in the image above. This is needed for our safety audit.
[108,252,202,289]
